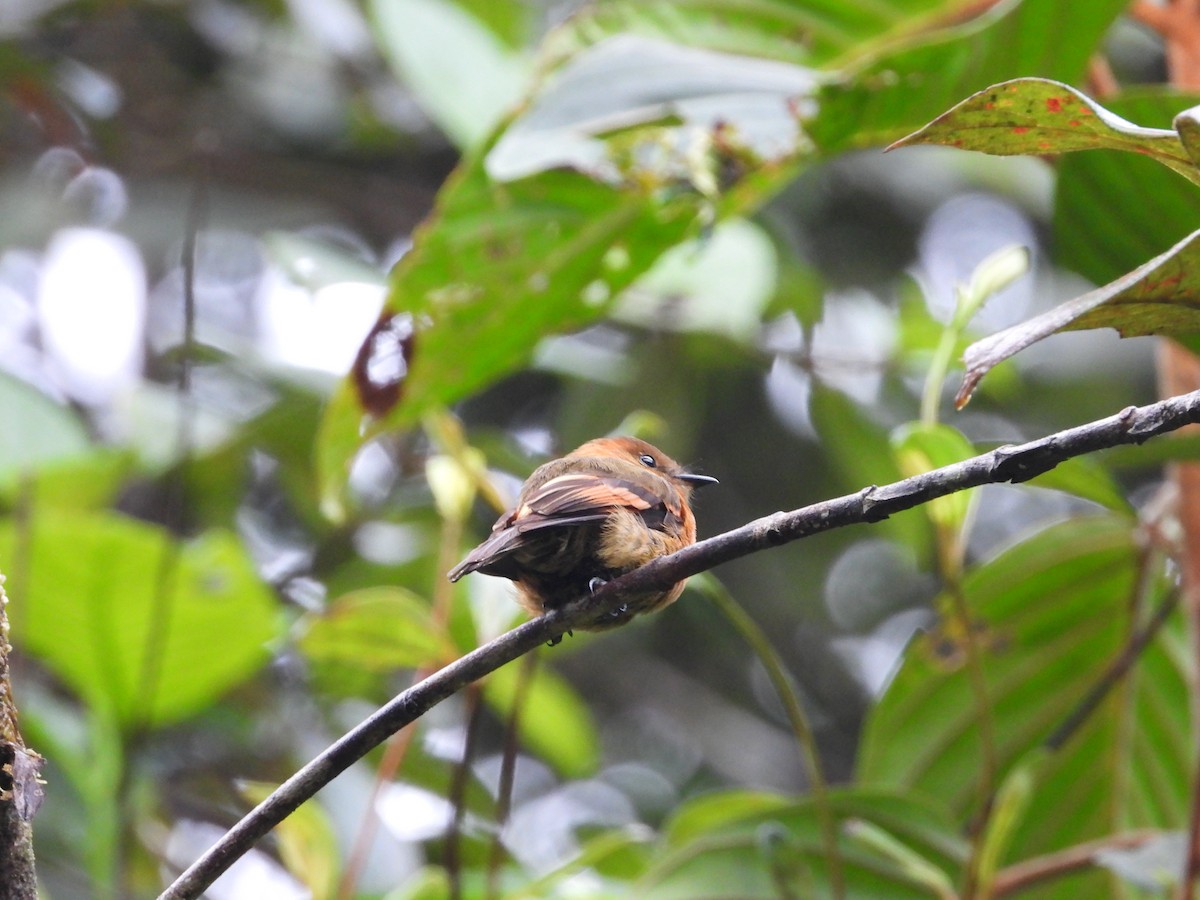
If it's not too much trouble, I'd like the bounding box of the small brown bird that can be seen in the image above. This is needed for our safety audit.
[448,437,717,632]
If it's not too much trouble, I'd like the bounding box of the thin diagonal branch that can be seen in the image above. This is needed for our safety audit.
[991,830,1161,897]
[160,389,1200,900]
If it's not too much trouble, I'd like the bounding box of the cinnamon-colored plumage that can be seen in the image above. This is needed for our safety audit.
[448,437,717,630]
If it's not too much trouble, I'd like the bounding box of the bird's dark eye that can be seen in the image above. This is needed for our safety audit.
[639,453,657,468]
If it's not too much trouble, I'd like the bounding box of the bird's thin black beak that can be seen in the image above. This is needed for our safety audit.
[676,472,719,487]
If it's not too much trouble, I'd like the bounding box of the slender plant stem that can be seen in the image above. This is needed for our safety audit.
[991,830,1160,897]
[697,576,844,900]
[921,323,960,427]
[160,389,1200,900]
[446,684,482,900]
[487,650,538,899]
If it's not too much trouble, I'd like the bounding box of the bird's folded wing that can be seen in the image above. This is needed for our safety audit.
[516,473,660,530]
[448,473,667,581]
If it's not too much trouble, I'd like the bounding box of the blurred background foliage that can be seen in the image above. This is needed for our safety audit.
[0,0,1195,897]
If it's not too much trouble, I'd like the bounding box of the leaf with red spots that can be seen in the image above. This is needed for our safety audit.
[957,229,1200,406]
[889,78,1200,187]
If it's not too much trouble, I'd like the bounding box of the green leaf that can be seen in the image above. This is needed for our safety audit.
[1023,455,1133,515]
[316,161,721,517]
[1174,103,1200,165]
[892,423,976,534]
[843,818,957,899]
[514,827,654,897]
[811,0,1131,152]
[452,0,532,49]
[956,245,1032,327]
[888,78,1200,186]
[1055,89,1200,286]
[391,866,452,900]
[546,0,1068,72]
[550,1,1128,157]
[616,218,778,341]
[974,750,1043,890]
[663,790,795,846]
[767,252,825,326]
[0,373,90,475]
[1103,433,1200,469]
[297,587,448,671]
[425,443,490,524]
[0,449,132,511]
[2,512,283,728]
[368,0,530,148]
[483,658,599,778]
[859,515,1191,873]
[484,36,814,183]
[644,788,965,899]
[887,80,1200,401]
[957,228,1200,404]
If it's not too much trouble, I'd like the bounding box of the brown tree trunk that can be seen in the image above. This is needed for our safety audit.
[0,573,42,899]
[1128,2,1200,893]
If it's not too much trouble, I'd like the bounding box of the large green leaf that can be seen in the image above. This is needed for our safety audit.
[1055,89,1200,286]
[892,422,977,535]
[639,788,966,899]
[859,515,1192,883]
[0,449,132,512]
[545,0,1070,71]
[316,159,726,516]
[888,78,1199,184]
[1,512,283,728]
[297,587,449,671]
[483,35,814,184]
[516,827,654,896]
[317,0,1129,512]
[811,0,1131,152]
[368,0,530,148]
[1023,455,1134,515]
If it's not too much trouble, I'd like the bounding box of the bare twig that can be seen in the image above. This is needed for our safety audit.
[160,389,1200,900]
[487,651,537,899]
[135,143,206,729]
[991,830,1160,897]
